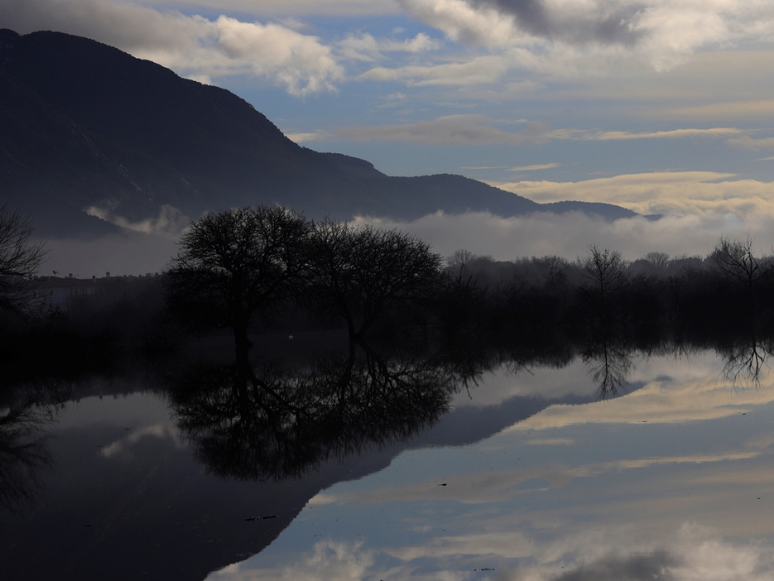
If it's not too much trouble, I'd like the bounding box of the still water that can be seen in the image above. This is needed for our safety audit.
[3,343,774,580]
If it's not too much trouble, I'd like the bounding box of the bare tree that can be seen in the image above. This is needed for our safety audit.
[306,221,443,342]
[645,251,670,270]
[0,206,46,314]
[580,245,628,308]
[165,206,310,364]
[711,237,773,289]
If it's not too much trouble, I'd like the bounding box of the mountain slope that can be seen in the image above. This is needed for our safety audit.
[0,29,637,238]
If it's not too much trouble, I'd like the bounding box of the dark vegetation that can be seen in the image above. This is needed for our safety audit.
[4,206,774,384]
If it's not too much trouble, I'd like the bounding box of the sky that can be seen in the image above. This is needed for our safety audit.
[5,0,774,272]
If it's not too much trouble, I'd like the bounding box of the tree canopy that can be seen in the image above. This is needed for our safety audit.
[165,206,309,362]
[306,220,443,341]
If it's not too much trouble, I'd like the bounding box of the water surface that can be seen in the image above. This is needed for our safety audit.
[2,345,774,580]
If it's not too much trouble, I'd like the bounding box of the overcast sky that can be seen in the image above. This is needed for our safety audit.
[5,0,774,271]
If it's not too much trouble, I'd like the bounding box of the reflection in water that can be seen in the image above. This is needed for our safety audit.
[9,327,774,581]
[171,342,459,481]
[0,383,66,513]
[719,332,774,388]
[582,338,634,399]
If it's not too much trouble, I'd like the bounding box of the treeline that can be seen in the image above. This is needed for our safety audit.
[4,205,774,382]
[439,238,774,347]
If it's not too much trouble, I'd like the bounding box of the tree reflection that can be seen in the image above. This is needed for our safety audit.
[170,342,459,481]
[719,332,774,388]
[0,382,64,513]
[582,337,634,399]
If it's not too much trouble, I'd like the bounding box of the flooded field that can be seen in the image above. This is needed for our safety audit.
[3,339,774,580]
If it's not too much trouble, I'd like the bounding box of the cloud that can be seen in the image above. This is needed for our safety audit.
[352,201,774,266]
[397,0,526,47]
[100,424,184,459]
[85,204,191,236]
[472,0,646,47]
[321,116,745,147]
[505,371,774,433]
[496,525,774,581]
[397,0,774,74]
[549,550,681,581]
[527,438,574,446]
[577,128,745,141]
[387,531,534,561]
[208,540,375,581]
[336,115,551,145]
[138,0,400,17]
[285,131,327,143]
[727,135,774,151]
[509,163,561,171]
[0,0,344,96]
[338,32,442,62]
[664,100,774,120]
[359,54,511,85]
[315,449,765,508]
[489,171,774,217]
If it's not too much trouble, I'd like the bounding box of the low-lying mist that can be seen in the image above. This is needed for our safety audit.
[360,209,774,262]
[35,230,179,277]
[34,206,774,276]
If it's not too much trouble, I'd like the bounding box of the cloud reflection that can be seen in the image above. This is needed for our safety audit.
[209,540,374,581]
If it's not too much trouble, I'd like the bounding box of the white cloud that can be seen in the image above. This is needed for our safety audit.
[665,99,774,120]
[489,171,774,217]
[285,131,327,143]
[359,54,511,85]
[321,115,746,147]
[85,204,190,236]
[208,540,375,581]
[493,524,774,581]
[100,424,185,459]
[577,127,745,141]
[398,0,526,48]
[508,163,561,171]
[353,202,774,264]
[336,115,551,145]
[394,0,774,79]
[338,32,441,62]
[137,0,400,17]
[0,0,344,96]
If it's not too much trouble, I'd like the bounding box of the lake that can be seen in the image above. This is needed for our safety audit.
[2,336,774,580]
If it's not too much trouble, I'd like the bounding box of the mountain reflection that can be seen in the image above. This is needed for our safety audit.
[170,341,459,481]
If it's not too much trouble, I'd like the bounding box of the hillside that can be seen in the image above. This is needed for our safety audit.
[0,29,638,238]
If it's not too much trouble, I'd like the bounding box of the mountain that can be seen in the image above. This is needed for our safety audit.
[0,29,639,239]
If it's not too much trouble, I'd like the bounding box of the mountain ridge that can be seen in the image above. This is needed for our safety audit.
[0,28,640,239]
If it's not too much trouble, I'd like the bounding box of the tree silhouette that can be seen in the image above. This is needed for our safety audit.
[170,343,456,481]
[305,221,443,342]
[165,206,309,364]
[0,205,45,315]
[710,237,774,317]
[579,244,628,330]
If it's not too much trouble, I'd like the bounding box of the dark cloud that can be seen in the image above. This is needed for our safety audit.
[551,550,682,581]
[472,0,646,46]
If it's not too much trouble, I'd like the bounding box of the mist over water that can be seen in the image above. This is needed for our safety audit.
[35,231,179,277]
[360,209,772,262]
[35,203,774,277]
